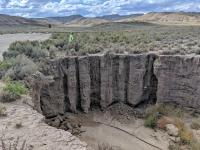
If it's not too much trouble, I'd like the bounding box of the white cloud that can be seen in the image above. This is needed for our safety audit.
[0,0,200,18]
[7,0,29,7]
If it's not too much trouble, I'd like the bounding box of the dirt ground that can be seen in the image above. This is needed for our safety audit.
[66,103,171,150]
[70,103,200,150]
[0,33,50,60]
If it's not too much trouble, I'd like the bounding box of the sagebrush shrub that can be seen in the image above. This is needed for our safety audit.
[3,40,48,60]
[144,113,158,129]
[0,60,13,70]
[4,80,28,95]
[0,80,28,102]
[5,55,37,80]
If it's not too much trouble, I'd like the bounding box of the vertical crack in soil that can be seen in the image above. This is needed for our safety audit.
[89,56,101,109]
[124,55,130,104]
[63,73,69,112]
[75,57,82,110]
[136,54,158,107]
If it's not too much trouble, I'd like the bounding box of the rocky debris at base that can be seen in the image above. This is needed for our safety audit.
[105,102,137,123]
[45,115,84,136]
[0,103,88,150]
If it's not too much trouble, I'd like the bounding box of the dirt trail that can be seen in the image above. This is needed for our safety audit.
[0,33,50,60]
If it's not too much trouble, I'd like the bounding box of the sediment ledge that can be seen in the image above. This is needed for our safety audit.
[31,54,200,117]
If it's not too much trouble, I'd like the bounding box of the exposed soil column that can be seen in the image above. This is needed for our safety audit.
[78,56,91,113]
[41,60,65,117]
[89,55,101,108]
[100,54,113,109]
[127,55,147,106]
[112,55,127,103]
[66,57,79,113]
[154,55,200,109]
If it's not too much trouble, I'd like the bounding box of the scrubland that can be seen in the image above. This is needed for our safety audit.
[0,23,200,150]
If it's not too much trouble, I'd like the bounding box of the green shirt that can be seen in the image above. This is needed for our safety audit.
[69,34,74,43]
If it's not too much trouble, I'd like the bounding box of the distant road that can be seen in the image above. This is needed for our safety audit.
[0,33,51,60]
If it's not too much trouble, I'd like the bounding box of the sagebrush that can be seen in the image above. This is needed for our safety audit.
[0,80,28,102]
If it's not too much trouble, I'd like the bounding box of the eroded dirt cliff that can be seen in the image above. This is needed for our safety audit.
[32,54,200,117]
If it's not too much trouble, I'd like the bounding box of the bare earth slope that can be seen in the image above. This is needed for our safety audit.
[0,14,45,26]
[65,18,108,27]
[121,12,200,25]
[0,102,88,150]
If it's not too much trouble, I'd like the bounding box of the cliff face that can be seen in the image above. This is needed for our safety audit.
[154,55,200,109]
[32,54,200,117]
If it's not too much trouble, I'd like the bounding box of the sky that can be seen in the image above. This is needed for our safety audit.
[0,0,200,18]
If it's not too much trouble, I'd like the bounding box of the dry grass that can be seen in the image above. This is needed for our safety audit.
[168,119,200,150]
[169,140,200,150]
[97,143,122,150]
[0,104,7,117]
[156,115,193,144]
[179,127,194,144]
[157,116,175,130]
[190,140,200,150]
[190,119,200,130]
[1,137,26,150]
[146,104,184,118]
[144,103,185,129]
[145,104,199,149]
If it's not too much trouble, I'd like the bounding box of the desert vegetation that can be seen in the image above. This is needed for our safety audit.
[2,25,200,57]
[0,78,28,103]
[41,26,200,55]
[144,104,200,150]
[97,143,122,150]
[0,23,200,150]
[1,138,27,150]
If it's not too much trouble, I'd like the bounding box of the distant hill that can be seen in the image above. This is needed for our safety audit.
[133,12,200,24]
[3,12,200,28]
[46,15,85,24]
[0,14,46,26]
[65,18,108,27]
[40,15,108,27]
[96,14,143,21]
[40,14,143,26]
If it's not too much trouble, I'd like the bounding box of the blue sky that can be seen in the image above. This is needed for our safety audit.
[0,0,200,18]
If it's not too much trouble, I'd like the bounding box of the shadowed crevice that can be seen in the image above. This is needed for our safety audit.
[135,54,158,107]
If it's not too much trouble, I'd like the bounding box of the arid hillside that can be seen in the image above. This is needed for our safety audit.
[2,12,200,27]
[132,12,200,25]
[0,14,46,26]
[65,18,108,27]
